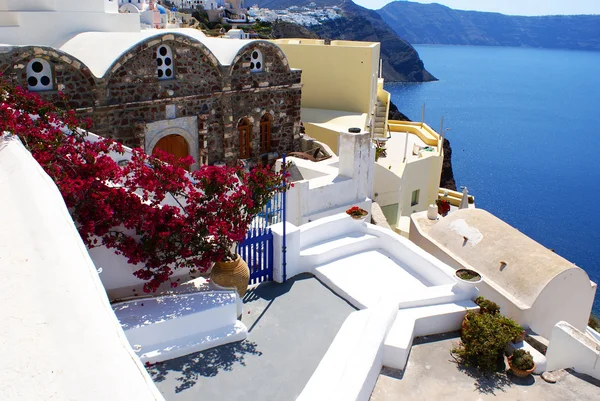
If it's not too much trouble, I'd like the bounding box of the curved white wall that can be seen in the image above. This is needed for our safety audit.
[531,270,596,338]
[0,136,164,401]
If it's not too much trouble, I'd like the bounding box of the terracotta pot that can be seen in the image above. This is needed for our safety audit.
[210,255,250,297]
[508,356,536,377]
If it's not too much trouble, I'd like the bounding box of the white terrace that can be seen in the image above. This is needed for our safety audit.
[2,134,599,401]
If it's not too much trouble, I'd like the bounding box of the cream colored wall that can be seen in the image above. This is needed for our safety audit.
[273,40,380,115]
[373,162,402,208]
[399,153,443,221]
[304,123,340,154]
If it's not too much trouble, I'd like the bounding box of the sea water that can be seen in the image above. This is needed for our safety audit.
[387,45,600,314]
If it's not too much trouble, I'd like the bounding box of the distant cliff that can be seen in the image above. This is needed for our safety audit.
[253,0,436,82]
[378,2,600,51]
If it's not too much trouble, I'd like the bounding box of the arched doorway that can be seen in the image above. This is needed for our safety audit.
[260,113,272,154]
[238,118,251,159]
[152,134,190,164]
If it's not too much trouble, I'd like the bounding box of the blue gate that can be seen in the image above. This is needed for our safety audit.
[238,155,287,285]
[237,227,274,285]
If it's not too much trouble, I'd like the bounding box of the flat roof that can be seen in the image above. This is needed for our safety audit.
[302,107,368,133]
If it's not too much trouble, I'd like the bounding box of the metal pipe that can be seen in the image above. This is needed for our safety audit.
[282,153,287,283]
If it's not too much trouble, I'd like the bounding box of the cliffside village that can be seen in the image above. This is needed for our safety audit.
[1,1,598,400]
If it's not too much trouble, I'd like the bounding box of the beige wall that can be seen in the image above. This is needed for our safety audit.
[398,153,443,222]
[303,123,340,154]
[273,39,380,115]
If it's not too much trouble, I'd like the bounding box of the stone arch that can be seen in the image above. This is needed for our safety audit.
[0,46,97,108]
[104,33,223,83]
[145,123,199,169]
[228,41,291,76]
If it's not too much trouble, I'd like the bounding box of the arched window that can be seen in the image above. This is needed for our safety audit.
[238,118,251,159]
[250,49,263,73]
[26,59,53,91]
[156,45,174,80]
[260,114,271,153]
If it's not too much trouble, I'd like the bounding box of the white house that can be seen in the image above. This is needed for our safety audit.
[0,0,140,47]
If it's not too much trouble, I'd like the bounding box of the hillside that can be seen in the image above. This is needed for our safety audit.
[253,0,436,82]
[378,2,600,51]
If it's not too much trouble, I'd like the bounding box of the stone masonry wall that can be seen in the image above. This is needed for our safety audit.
[0,36,302,166]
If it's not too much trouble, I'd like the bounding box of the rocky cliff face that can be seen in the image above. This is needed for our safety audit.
[253,0,436,82]
[378,2,600,51]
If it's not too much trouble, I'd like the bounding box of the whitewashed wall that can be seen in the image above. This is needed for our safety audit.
[0,136,165,401]
[281,130,375,225]
[546,321,600,380]
[0,0,140,47]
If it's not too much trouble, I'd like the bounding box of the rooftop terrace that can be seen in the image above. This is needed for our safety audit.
[371,332,600,401]
[148,274,355,401]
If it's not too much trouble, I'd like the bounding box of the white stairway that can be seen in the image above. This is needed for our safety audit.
[299,231,380,271]
[297,302,398,401]
[113,291,247,363]
[373,101,388,138]
[383,300,479,370]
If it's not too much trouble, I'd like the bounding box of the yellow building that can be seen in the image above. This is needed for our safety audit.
[272,39,389,153]
[273,38,444,235]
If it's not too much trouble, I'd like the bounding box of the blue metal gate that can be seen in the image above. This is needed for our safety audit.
[238,155,288,285]
[237,227,274,285]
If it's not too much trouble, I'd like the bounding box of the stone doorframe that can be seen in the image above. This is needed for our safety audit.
[145,116,199,170]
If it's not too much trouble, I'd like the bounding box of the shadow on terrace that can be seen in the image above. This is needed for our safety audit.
[148,273,355,401]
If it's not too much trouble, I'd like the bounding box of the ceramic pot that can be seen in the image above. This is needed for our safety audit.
[508,356,536,377]
[210,255,250,297]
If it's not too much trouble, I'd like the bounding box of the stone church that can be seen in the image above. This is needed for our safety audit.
[0,26,302,168]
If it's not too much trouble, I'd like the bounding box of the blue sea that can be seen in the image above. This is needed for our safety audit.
[387,45,600,315]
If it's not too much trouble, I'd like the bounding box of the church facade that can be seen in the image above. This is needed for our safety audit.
[0,29,302,168]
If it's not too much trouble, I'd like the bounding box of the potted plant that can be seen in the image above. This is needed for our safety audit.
[454,310,525,373]
[508,349,536,377]
[474,296,500,315]
[208,164,289,297]
[346,206,368,221]
[374,141,387,161]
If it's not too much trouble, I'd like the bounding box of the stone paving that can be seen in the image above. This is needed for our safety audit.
[149,274,355,401]
[370,332,600,401]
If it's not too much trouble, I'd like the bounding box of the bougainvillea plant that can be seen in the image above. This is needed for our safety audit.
[0,79,288,292]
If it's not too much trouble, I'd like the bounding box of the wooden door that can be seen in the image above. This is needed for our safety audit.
[152,134,189,162]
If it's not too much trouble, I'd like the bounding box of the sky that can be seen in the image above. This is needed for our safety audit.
[353,0,600,16]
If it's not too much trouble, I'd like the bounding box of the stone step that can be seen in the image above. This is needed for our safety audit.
[300,232,379,269]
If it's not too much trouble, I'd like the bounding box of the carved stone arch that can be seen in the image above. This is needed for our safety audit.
[0,46,97,108]
[228,41,291,76]
[104,33,223,83]
[145,118,200,170]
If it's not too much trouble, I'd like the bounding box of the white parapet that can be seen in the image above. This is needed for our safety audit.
[297,301,398,401]
[546,321,600,380]
[0,136,165,401]
[113,291,248,364]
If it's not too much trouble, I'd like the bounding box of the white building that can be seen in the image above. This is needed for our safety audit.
[0,0,140,47]
[173,0,218,10]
